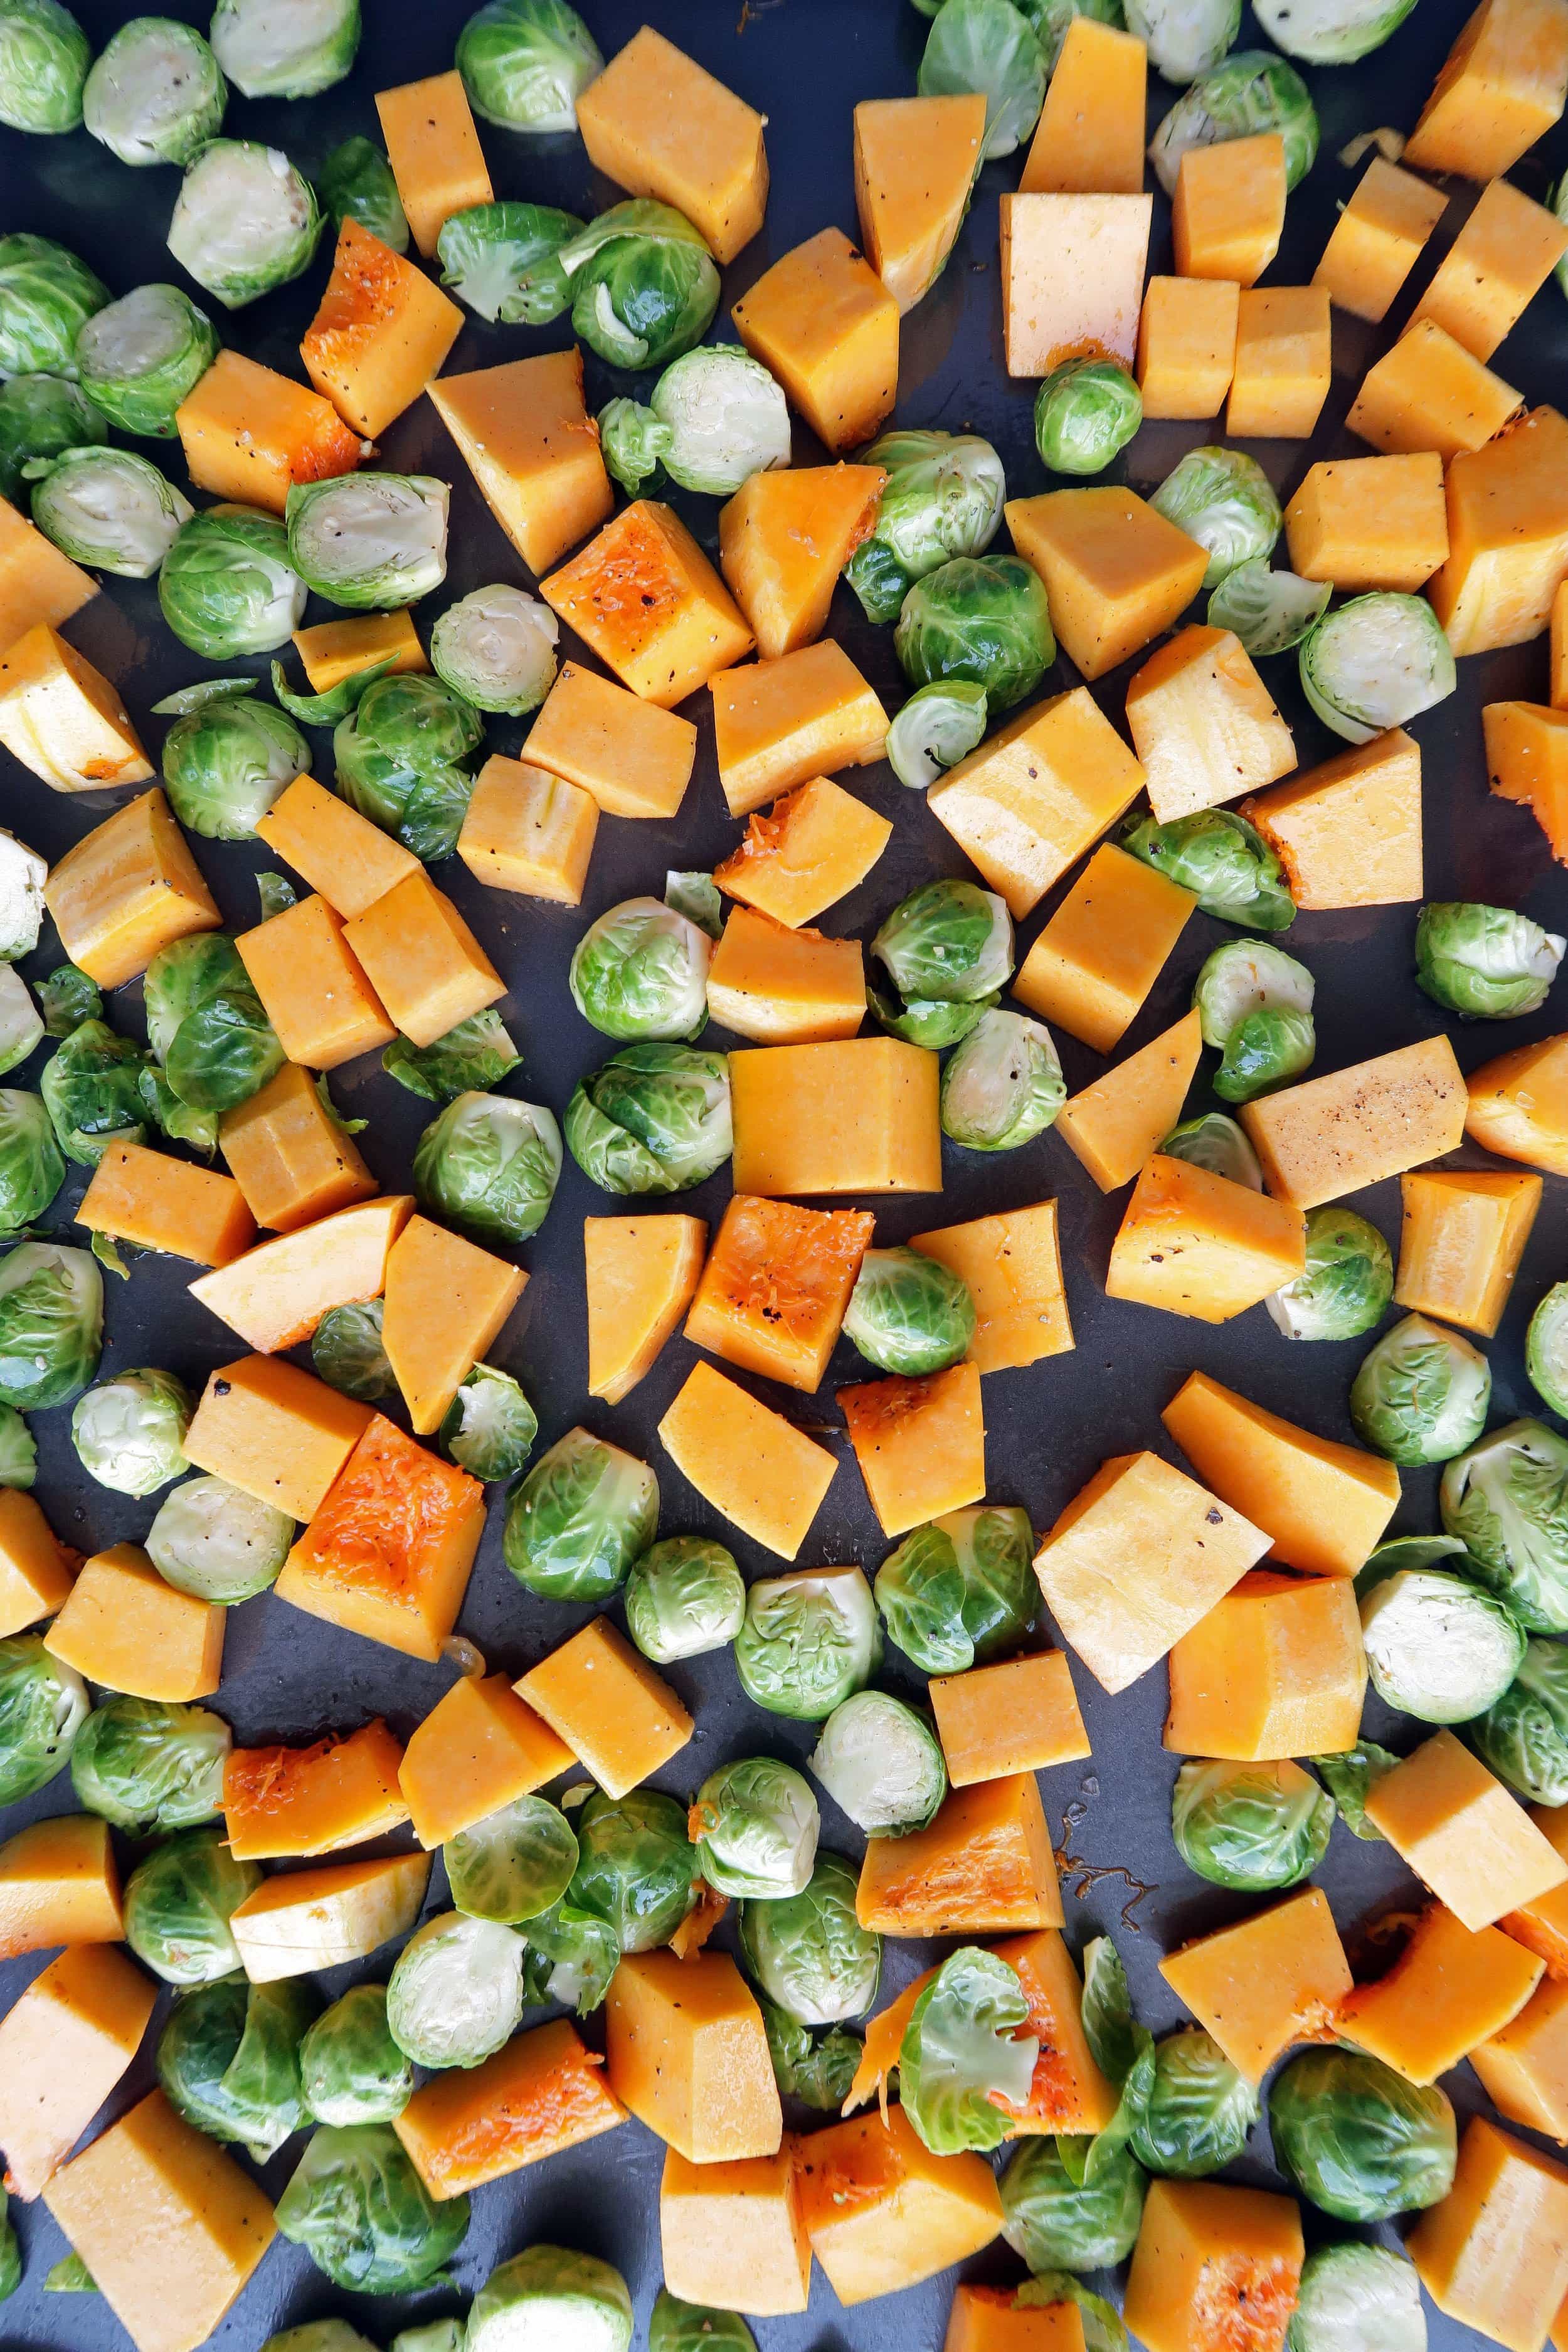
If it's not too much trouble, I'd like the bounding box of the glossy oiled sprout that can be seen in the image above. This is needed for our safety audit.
[896,554,1055,711]
[287,475,448,611]
[1415,901,1564,1020]
[42,1019,146,1163]
[83,18,225,164]
[209,0,360,97]
[875,1505,1036,1673]
[447,1795,579,1924]
[1442,1419,1568,1633]
[1019,0,1126,70]
[546,200,719,372]
[623,1535,744,1663]
[1000,2133,1147,2272]
[1193,937,1315,1104]
[1528,1281,1568,1418]
[1128,2030,1259,2177]
[414,1091,563,1245]
[143,933,283,1117]
[760,1996,863,2109]
[441,1365,538,1481]
[300,1986,412,2126]
[1034,358,1142,476]
[30,447,193,578]
[466,2250,632,2352]
[564,1042,732,1195]
[0,834,45,965]
[160,505,305,658]
[736,1567,881,1720]
[75,283,217,438]
[0,1241,102,1410]
[0,1636,88,1806]
[919,0,1046,159]
[162,690,308,840]
[844,1246,977,1375]
[1350,1312,1490,1466]
[1162,1113,1262,1189]
[1172,1759,1335,1890]
[430,585,558,715]
[1123,806,1295,932]
[808,1689,948,1835]
[1286,2242,1428,2352]
[690,1757,820,1899]
[1253,0,1417,59]
[874,877,1015,1008]
[1150,447,1282,588]
[387,1913,526,2069]
[0,970,41,1082]
[385,1010,519,1103]
[503,1425,657,1602]
[1471,1637,1568,1804]
[0,1093,66,1237]
[901,1946,1040,2155]
[310,1299,394,1404]
[457,0,601,129]
[0,374,105,503]
[334,672,484,862]
[1207,557,1330,656]
[1121,0,1239,80]
[276,2124,469,2294]
[1268,1207,1392,1342]
[36,963,98,1037]
[1360,1569,1524,1724]
[157,1978,314,2161]
[569,896,711,1041]
[124,1825,261,1984]
[738,1851,880,2023]
[1269,2048,1455,2221]
[887,679,988,788]
[564,1786,696,1954]
[847,429,1006,623]
[0,233,107,377]
[600,345,791,498]
[69,1698,226,1838]
[0,0,87,131]
[168,140,322,309]
[1300,593,1455,743]
[72,1367,191,1497]
[941,1009,1064,1150]
[1150,48,1318,194]
[319,137,408,252]
[437,199,583,322]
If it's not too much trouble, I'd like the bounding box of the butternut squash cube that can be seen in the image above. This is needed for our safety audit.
[1107,1154,1307,1323]
[839,1362,985,1537]
[343,869,504,1048]
[1502,1804,1568,1975]
[606,1949,780,2162]
[1431,405,1568,654]
[1054,1009,1204,1191]
[524,660,696,820]
[947,2289,1087,2352]
[731,226,899,453]
[516,1617,692,1798]
[1136,275,1239,420]
[542,499,754,708]
[714,775,891,927]
[300,217,464,439]
[1347,315,1522,460]
[0,490,95,648]
[1019,18,1146,196]
[253,774,419,919]
[293,610,426,696]
[1227,285,1332,438]
[796,2104,1002,2305]
[928,687,1147,919]
[1034,1448,1269,1695]
[0,1488,73,1638]
[1408,2117,1568,2352]
[1342,1904,1544,2085]
[401,1673,572,1848]
[235,893,395,1071]
[79,1138,255,1268]
[1367,1731,1568,1931]
[1126,623,1296,824]
[188,1193,411,1355]
[1285,453,1448,592]
[0,1813,120,1960]
[1241,727,1423,908]
[0,622,151,795]
[381,1212,525,1435]
[659,1359,837,1557]
[661,2144,810,2317]
[0,1944,155,2199]
[175,349,363,514]
[395,2017,626,2198]
[1404,0,1568,179]
[1173,133,1285,285]
[183,1355,369,1522]
[712,640,887,819]
[1412,177,1568,362]
[1005,487,1207,681]
[1163,1369,1399,1578]
[1239,1033,1467,1207]
[375,70,491,257]
[230,1851,431,1981]
[705,904,864,1043]
[1125,2179,1303,2352]
[997,1928,1119,2134]
[42,2091,275,2352]
[718,462,885,658]
[1160,1888,1353,2084]
[1000,191,1152,373]
[1013,841,1197,1052]
[45,1544,223,1702]
[730,1036,941,1194]
[686,1192,872,1392]
[218,1062,378,1234]
[585,1212,705,1403]
[1466,1031,1568,1173]
[910,1200,1074,1373]
[428,351,613,576]
[856,1774,1061,1934]
[456,753,598,906]
[1474,1977,1568,2139]
[1165,1571,1366,1757]
[855,93,987,309]
[1487,698,1568,862]
[223,1719,409,1862]
[1396,1166,1540,1335]
[45,787,220,989]
[276,1413,483,1663]
[930,1650,1089,1786]
[1314,156,1449,322]
[576,24,767,265]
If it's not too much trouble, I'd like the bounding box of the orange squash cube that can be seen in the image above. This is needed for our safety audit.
[253,775,420,919]
[457,753,598,906]
[45,787,220,990]
[1239,1034,1467,1208]
[732,226,899,453]
[381,1212,526,1435]
[730,1036,941,1195]
[1126,623,1296,825]
[930,1650,1089,1785]
[997,1929,1119,2134]
[1125,2180,1303,2352]
[1314,156,1449,322]
[659,1359,837,1557]
[0,1944,156,2199]
[525,660,697,820]
[1432,405,1568,655]
[0,622,150,795]
[856,1774,1062,1935]
[855,93,987,309]
[910,1201,1074,1374]
[714,775,891,928]
[176,349,363,514]
[705,905,865,1044]
[1396,1166,1541,1335]
[183,1354,371,1522]
[1347,315,1522,460]
[711,639,887,819]
[218,1062,378,1235]
[1241,727,1424,909]
[1404,0,1568,179]
[1136,276,1240,420]
[235,893,395,1071]
[541,499,754,708]
[230,1852,430,1981]
[686,1192,872,1392]
[0,489,95,648]
[45,1544,223,1703]
[515,1617,691,1799]
[1163,1369,1399,1579]
[1019,16,1145,195]
[576,24,767,265]
[839,1362,985,1537]
[292,611,426,695]
[585,1212,706,1404]
[1408,2117,1568,2352]
[1467,1031,1568,1173]
[188,1194,411,1355]
[946,2289,1088,2352]
[1108,1155,1306,1324]
[606,1949,780,2162]
[660,2144,811,2318]
[797,2104,1002,2306]
[1161,1888,1353,2084]
[1164,1571,1366,1757]
[395,2018,626,2198]
[300,216,464,439]
[79,1138,255,1268]
[1284,453,1448,592]
[223,1719,409,1861]
[1227,285,1332,437]
[1000,192,1152,373]
[1486,699,1568,862]
[1013,841,1197,1052]
[375,70,491,257]
[1005,487,1207,681]
[1341,1904,1544,2085]
[429,351,613,576]
[1473,1977,1568,2139]
[719,463,885,659]
[1173,133,1285,284]
[1411,176,1568,361]
[0,1813,121,1961]
[400,1673,573,1848]
[1365,1731,1568,1931]
[1054,1009,1204,1192]
[343,869,504,1048]
[0,1488,74,1639]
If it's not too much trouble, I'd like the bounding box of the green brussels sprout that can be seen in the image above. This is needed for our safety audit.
[467,2249,631,2352]
[1162,1113,1263,1188]
[1311,1740,1397,1841]
[1122,806,1294,932]
[387,1914,526,2069]
[886,678,989,788]
[300,1986,413,2126]
[1268,1207,1393,1342]
[167,139,322,309]
[1149,48,1318,194]
[808,1688,948,1836]
[896,554,1055,711]
[160,504,306,658]
[442,1365,538,1480]
[846,429,1007,623]
[414,1091,562,1244]
[38,962,95,1034]
[1269,2048,1456,2221]
[874,877,1015,1009]
[624,1535,744,1663]
[738,1851,880,2024]
[162,691,307,841]
[1300,593,1455,743]
[1194,937,1315,1103]
[941,1009,1064,1150]
[71,1367,191,1496]
[649,2294,755,2352]
[1361,1569,1524,1724]
[869,986,997,1050]
[319,136,409,253]
[567,1786,696,1951]
[1150,447,1283,588]
[75,282,217,438]
[384,1010,520,1102]
[0,373,105,502]
[30,447,193,578]
[0,232,106,377]
[874,1505,1037,1673]
[0,831,44,967]
[1019,0,1127,70]
[569,896,711,1041]
[919,0,1046,158]
[333,671,485,860]
[1532,1280,1568,1419]
[736,1567,881,1720]
[447,1794,579,1924]
[565,1042,732,1195]
[457,0,601,129]
[1207,557,1331,656]
[1253,0,1417,60]
[1034,359,1142,477]
[1443,1418,1568,1633]
[600,346,791,499]
[287,474,448,612]
[0,964,40,1075]
[691,1757,820,1899]
[430,584,558,715]
[1471,1636,1568,1803]
[0,0,87,129]
[0,1405,34,1487]
[901,1945,1039,2154]
[42,1018,147,1163]
[157,1978,315,2160]
[312,1299,395,1402]
[665,869,722,938]
[502,1425,656,1601]
[759,1995,864,2108]
[1014,2275,1128,2352]
[1172,1760,1335,1891]
[209,0,359,96]
[1128,2029,1259,2177]
[277,2122,470,2293]
[1286,2241,1427,2352]
[82,18,225,164]
[1000,2133,1147,2272]
[145,935,285,1115]
[844,1246,977,1375]
[147,1473,293,1603]
[437,199,582,324]
[1120,0,1237,79]
[0,1634,88,1805]
[124,1826,262,1984]
[0,1090,64,1234]
[1350,1312,1490,1466]
[1416,901,1564,1020]
[0,1241,102,1409]
[543,200,719,371]
[0,2186,16,2301]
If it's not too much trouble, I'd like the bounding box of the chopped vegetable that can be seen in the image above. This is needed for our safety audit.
[167,140,322,309]
[1415,901,1564,1019]
[808,1689,948,1835]
[75,282,216,437]
[287,475,449,612]
[30,447,193,578]
[623,1535,744,1663]
[690,1756,820,1897]
[1150,446,1283,588]
[1034,359,1142,477]
[735,1567,881,1719]
[600,344,790,497]
[1150,50,1318,196]
[456,0,601,130]
[1299,592,1456,743]
[70,1367,191,1496]
[430,583,558,714]
[844,1246,977,1375]
[0,1634,88,1804]
[895,554,1056,711]
[918,0,1046,160]
[0,0,88,132]
[209,0,360,97]
[1268,2048,1455,2220]
[1361,1569,1525,1722]
[1350,1311,1491,1465]
[82,18,225,163]
[1267,1207,1392,1340]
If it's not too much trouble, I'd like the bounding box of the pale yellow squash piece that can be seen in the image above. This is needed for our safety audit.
[230,1853,432,1981]
[854,93,986,310]
[1012,841,1197,1052]
[381,1213,526,1435]
[1160,1889,1352,2083]
[576,24,767,263]
[189,1194,411,1354]
[1366,1732,1568,1931]
[0,1944,156,2198]
[928,686,1147,919]
[660,2146,810,2318]
[516,1618,691,1799]
[0,623,150,793]
[585,1214,706,1404]
[1163,1368,1399,1577]
[911,1200,1074,1372]
[1000,191,1152,373]
[1241,1035,1467,1207]
[1241,728,1423,908]
[1054,1010,1203,1192]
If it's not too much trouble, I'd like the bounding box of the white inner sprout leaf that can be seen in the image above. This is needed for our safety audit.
[430,584,558,716]
[1300,593,1456,743]
[1360,1569,1525,1722]
[888,679,988,789]
[1207,558,1331,655]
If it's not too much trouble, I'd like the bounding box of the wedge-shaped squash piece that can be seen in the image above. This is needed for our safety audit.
[1054,1009,1203,1191]
[1136,276,1239,419]
[1019,18,1145,195]
[80,1139,255,1268]
[686,1193,872,1392]
[0,622,151,794]
[1034,1448,1269,1695]
[294,611,426,695]
[1502,1806,1568,1976]
[46,787,220,990]
[718,463,885,657]
[276,1413,483,1663]
[1173,133,1285,284]
[947,2289,1088,2351]
[1473,1977,1568,2139]
[930,1651,1089,1786]
[344,870,504,1048]
[189,1194,411,1354]
[1431,405,1568,654]
[375,69,491,256]
[1006,487,1207,681]
[1314,156,1449,321]
[1108,1155,1306,1323]
[43,2091,275,2352]
[1342,1905,1543,2086]
[796,2105,1002,2306]
[1396,1167,1541,1335]
[839,1363,985,1537]
[175,349,363,514]
[401,1674,572,1849]
[184,1354,371,1522]
[381,1213,525,1435]
[0,1488,74,1639]
[223,1719,409,1861]
[712,640,887,818]
[1412,176,1568,361]
[1163,1369,1399,1577]
[430,351,613,576]
[235,893,395,1071]
[1125,2180,1303,2352]
[1466,1031,1568,1173]
[1347,315,1522,461]
[659,1359,837,1557]
[45,1544,223,1703]
[730,1036,941,1194]
[1404,0,1568,178]
[1409,2117,1568,2352]
[576,24,767,264]
[1227,285,1332,438]
[301,217,464,439]
[1366,1731,1568,1931]
[1000,191,1152,373]
[1239,1033,1466,1207]
[457,753,598,906]
[997,1929,1118,2135]
[219,1063,378,1234]
[706,905,864,1043]
[0,1945,155,2200]
[911,1201,1074,1373]
[607,1949,780,2162]
[526,661,698,820]
[0,490,95,648]
[928,687,1147,919]
[1165,1572,1365,1757]
[1160,1888,1353,2084]
[230,1852,431,1983]
[1013,842,1197,1052]
[856,93,986,309]
[1241,727,1423,908]
[0,1812,121,1959]
[396,2018,626,2198]
[585,1212,705,1404]
[1486,698,1568,861]
[542,499,754,708]
[1126,624,1296,824]
[254,775,419,919]
[714,775,891,927]
[661,2144,811,2318]
[1285,453,1448,592]
[731,226,899,453]
[516,1618,691,1798]
[856,1774,1061,1935]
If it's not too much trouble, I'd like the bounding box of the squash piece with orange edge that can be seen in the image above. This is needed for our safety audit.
[585,1214,705,1404]
[176,350,364,514]
[540,501,754,709]
[1160,1887,1353,2086]
[1337,1904,1543,2086]
[1125,2178,1303,2352]
[1408,2116,1568,2352]
[189,1195,412,1357]
[1486,699,1568,862]
[394,2017,627,2198]
[0,1813,122,1961]
[946,2287,1088,2351]
[719,464,885,659]
[1162,1369,1399,1580]
[838,1363,985,1537]
[1466,1032,1568,1176]
[605,1948,780,2163]
[686,1193,872,1393]
[1106,1154,1305,1325]
[713,777,891,930]
[399,1675,573,1850]
[856,1774,1062,1936]
[795,2104,1002,2306]
[0,1487,75,1640]
[1164,1574,1366,1761]
[223,1719,409,1861]
[1396,1167,1541,1337]
[301,217,464,439]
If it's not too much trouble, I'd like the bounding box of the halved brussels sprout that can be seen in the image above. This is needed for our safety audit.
[0,1403,34,1488]
[414,1090,562,1244]
[1529,1281,1568,1419]
[1122,806,1294,932]
[569,896,711,1041]
[901,1945,1039,2154]
[896,554,1055,711]
[162,691,308,840]
[564,1042,732,1195]
[919,0,1046,159]
[1034,358,1142,476]
[1172,1759,1334,1890]
[649,2294,755,2352]
[0,832,44,965]
[391,2326,462,2352]
[157,1978,314,2161]
[319,136,408,252]
[876,1505,1036,1673]
[1150,447,1282,588]
[941,1009,1064,1150]
[1471,1637,1568,1804]
[1361,1569,1524,1723]
[601,345,791,498]
[1120,0,1237,74]
[1253,0,1417,60]
[691,1757,820,1899]
[846,429,1006,623]
[287,475,448,612]
[738,1851,880,2024]
[0,969,41,1081]
[147,1473,293,1603]
[760,1996,864,2109]
[1149,48,1318,194]
[209,0,359,95]
[623,1535,744,1663]
[300,1985,412,2126]
[386,1914,526,2069]
[467,2250,630,2352]
[1162,1113,1263,1189]
[1300,593,1455,743]
[263,2326,376,2352]
[75,282,216,438]
[447,1795,579,1924]
[333,670,484,861]
[438,199,582,323]
[566,1785,696,1952]
[553,200,719,371]
[441,1365,538,1481]
[1193,937,1315,1103]
[887,679,989,788]
[1020,0,1128,68]
[167,140,322,309]
[124,1825,261,1984]
[808,1689,948,1836]
[1286,2240,1427,2352]
[72,1367,191,1496]
[0,1635,87,1805]
[1269,2048,1455,2220]
[456,0,601,129]
[277,2122,469,2293]
[37,963,97,1036]
[844,1246,977,1375]
[1267,1206,1392,1342]
[874,877,1015,1008]
[311,1298,395,1402]
[1000,2133,1147,2271]
[0,373,105,502]
[0,0,87,131]
[1415,901,1564,1020]
[1128,2029,1258,2177]
[665,870,721,938]
[0,232,106,377]
[736,1567,881,1720]
[1207,557,1331,656]
[1350,1312,1490,1466]
[0,2186,14,2300]
[0,1093,66,1235]
[384,1009,519,1103]
[502,1425,657,1602]
[430,583,558,714]
[0,1240,102,1409]
[83,17,225,163]
[160,504,306,658]
[30,446,193,577]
